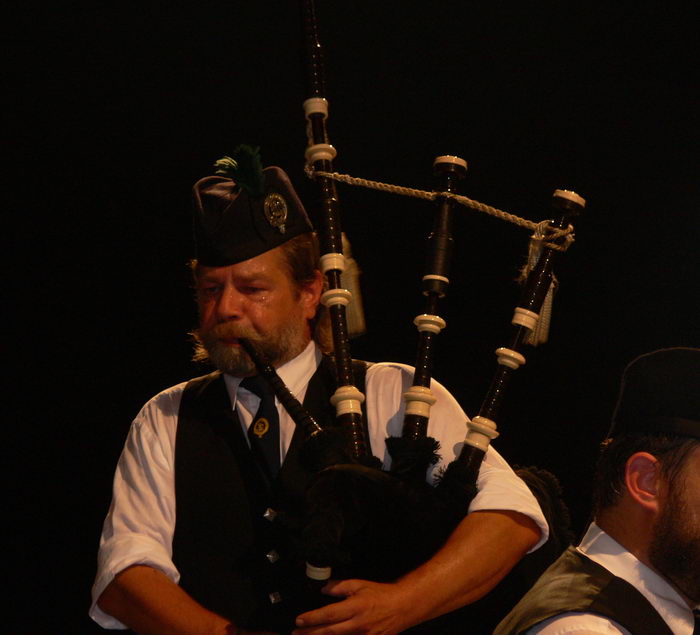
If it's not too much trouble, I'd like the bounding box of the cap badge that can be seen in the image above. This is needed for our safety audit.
[264,193,288,234]
[252,417,270,438]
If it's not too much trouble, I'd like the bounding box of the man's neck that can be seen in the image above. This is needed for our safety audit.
[595,510,695,609]
[596,506,653,569]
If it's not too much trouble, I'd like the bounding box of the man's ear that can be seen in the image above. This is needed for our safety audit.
[300,270,323,319]
[625,452,662,513]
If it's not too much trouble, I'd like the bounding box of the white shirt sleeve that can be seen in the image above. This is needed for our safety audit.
[89,384,184,629]
[528,612,630,634]
[365,362,549,549]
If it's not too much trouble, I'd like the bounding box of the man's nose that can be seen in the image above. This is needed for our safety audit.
[215,286,244,321]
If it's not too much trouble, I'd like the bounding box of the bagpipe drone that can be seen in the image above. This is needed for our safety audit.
[238,1,583,631]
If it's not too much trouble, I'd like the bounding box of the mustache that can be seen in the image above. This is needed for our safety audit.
[208,322,259,341]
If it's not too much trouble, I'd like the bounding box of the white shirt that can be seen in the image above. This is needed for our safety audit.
[529,523,696,635]
[90,341,548,628]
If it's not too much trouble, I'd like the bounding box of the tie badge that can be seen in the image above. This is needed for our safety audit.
[252,417,270,438]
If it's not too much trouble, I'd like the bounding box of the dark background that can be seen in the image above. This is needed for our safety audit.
[10,1,697,632]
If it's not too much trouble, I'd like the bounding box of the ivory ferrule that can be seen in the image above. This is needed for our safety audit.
[553,189,586,207]
[465,415,500,451]
[422,274,450,285]
[321,287,352,307]
[414,313,446,334]
[330,385,365,416]
[305,143,337,164]
[403,385,437,418]
[303,97,329,119]
[433,155,468,170]
[320,252,346,273]
[512,307,539,331]
[306,562,332,581]
[495,347,526,370]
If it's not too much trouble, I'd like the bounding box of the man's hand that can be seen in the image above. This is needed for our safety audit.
[293,579,414,635]
[293,510,540,634]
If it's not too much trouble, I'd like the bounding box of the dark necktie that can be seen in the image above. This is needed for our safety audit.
[693,609,699,635]
[240,375,281,480]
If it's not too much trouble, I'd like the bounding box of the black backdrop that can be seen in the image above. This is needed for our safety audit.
[9,2,697,632]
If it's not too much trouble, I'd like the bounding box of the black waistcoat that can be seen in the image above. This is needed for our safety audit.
[171,357,367,631]
[493,546,674,635]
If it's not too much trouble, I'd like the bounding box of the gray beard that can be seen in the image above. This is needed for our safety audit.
[192,320,308,377]
[648,482,700,604]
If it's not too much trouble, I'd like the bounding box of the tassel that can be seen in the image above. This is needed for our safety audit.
[529,278,555,345]
[518,220,556,346]
[340,233,366,338]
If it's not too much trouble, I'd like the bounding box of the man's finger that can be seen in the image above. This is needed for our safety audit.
[321,578,362,597]
[295,595,360,627]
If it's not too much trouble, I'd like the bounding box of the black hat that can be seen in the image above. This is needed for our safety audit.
[608,347,700,440]
[193,146,313,267]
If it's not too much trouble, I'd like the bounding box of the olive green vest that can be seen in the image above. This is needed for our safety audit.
[494,546,673,635]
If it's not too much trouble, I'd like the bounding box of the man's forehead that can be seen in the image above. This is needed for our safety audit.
[197,247,287,279]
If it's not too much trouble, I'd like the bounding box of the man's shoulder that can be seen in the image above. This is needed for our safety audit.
[496,547,672,635]
[137,371,221,420]
[147,376,201,402]
[366,360,413,372]
[365,361,454,397]
[365,360,414,382]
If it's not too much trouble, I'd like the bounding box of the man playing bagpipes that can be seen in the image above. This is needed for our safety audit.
[90,150,548,634]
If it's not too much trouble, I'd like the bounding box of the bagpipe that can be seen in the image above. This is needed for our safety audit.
[242,0,583,630]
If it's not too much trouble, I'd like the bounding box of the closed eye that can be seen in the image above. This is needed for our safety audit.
[240,285,268,295]
[198,284,222,298]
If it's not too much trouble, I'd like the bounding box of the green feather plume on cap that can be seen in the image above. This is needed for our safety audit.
[214,145,265,198]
